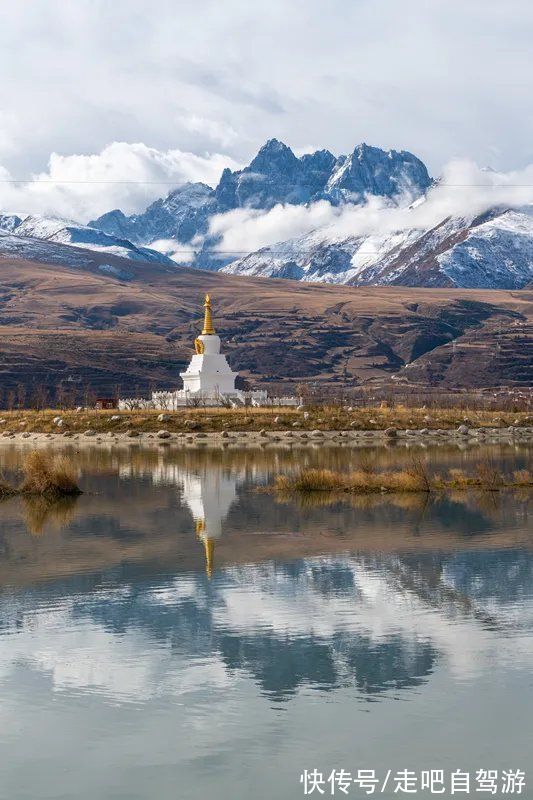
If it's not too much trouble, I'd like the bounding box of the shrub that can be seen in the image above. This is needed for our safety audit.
[20,452,82,498]
[474,460,505,491]
[405,457,431,492]
[513,469,533,486]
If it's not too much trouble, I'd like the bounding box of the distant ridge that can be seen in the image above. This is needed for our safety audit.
[2,139,532,289]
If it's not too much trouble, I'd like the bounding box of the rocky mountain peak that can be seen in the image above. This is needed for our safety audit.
[248,138,299,173]
[89,138,434,245]
[326,144,432,203]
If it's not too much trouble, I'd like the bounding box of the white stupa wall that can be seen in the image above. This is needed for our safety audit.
[180,333,237,395]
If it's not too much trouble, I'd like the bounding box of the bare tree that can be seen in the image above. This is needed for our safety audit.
[83,384,96,409]
[122,398,143,410]
[31,382,49,411]
[16,383,26,409]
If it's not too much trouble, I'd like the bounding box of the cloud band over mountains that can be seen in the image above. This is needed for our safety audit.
[207,158,533,257]
[3,141,533,268]
[0,142,241,221]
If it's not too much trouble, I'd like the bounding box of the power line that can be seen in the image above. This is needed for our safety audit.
[1,179,533,187]
[0,179,201,185]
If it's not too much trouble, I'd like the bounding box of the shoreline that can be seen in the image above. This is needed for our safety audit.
[0,407,531,443]
[1,426,532,449]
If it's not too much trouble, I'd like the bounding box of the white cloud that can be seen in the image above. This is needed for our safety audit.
[208,200,345,253]
[0,0,533,181]
[150,238,199,264]
[0,142,241,222]
[209,159,533,254]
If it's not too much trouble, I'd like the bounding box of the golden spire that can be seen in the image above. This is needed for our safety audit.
[203,537,215,579]
[201,293,215,335]
[195,518,215,578]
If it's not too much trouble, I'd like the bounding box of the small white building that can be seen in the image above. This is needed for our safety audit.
[119,294,298,410]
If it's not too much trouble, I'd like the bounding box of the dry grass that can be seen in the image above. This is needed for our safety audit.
[0,478,16,498]
[513,469,533,486]
[0,451,82,499]
[273,459,533,495]
[19,452,81,498]
[0,405,531,435]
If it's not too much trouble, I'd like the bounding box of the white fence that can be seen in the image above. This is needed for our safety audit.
[118,389,300,410]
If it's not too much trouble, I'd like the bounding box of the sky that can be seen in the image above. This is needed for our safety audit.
[1,0,533,221]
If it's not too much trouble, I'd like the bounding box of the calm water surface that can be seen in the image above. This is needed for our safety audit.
[0,442,531,800]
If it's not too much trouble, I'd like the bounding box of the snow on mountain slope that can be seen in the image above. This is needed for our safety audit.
[90,182,217,246]
[434,209,533,288]
[5,140,531,289]
[323,143,432,204]
[89,140,431,249]
[0,227,132,276]
[222,208,533,289]
[0,214,175,266]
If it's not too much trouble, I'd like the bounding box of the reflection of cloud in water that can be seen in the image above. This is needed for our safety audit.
[0,551,531,704]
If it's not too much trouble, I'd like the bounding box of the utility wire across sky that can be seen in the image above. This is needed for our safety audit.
[0,179,533,186]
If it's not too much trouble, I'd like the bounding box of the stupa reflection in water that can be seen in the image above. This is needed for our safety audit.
[119,452,246,577]
[73,455,533,703]
[180,469,238,578]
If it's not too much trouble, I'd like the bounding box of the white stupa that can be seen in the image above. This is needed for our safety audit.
[180,294,238,396]
[120,293,298,408]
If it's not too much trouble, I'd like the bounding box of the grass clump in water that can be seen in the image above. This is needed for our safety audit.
[274,459,533,495]
[274,464,431,494]
[17,452,82,498]
[0,478,16,498]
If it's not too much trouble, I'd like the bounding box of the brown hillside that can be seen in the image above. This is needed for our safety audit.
[0,246,531,396]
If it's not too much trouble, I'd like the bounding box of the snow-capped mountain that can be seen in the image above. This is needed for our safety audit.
[3,139,533,289]
[213,139,336,210]
[0,214,175,266]
[90,139,431,246]
[323,143,432,205]
[91,182,218,246]
[221,207,533,289]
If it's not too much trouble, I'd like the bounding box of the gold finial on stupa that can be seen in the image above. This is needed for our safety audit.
[201,293,215,335]
[203,537,215,579]
[195,518,215,578]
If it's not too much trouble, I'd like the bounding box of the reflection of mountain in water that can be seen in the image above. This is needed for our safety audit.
[0,447,532,705]
[3,547,531,704]
[218,629,435,700]
[443,551,533,608]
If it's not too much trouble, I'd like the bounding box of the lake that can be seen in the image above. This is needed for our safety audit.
[0,441,531,800]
